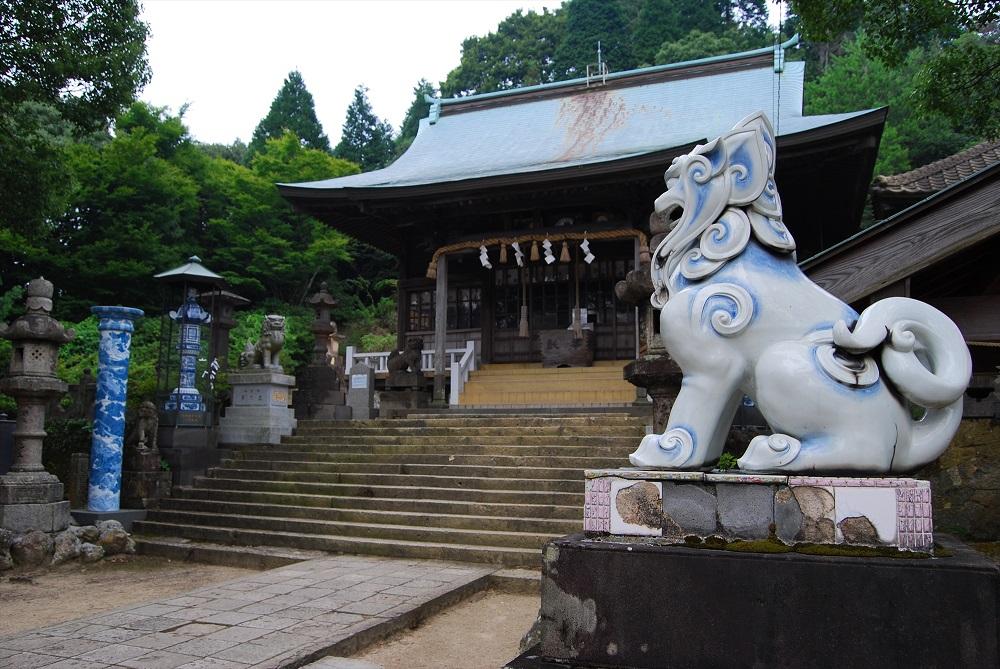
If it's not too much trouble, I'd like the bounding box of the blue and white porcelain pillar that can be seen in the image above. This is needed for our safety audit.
[87,306,144,512]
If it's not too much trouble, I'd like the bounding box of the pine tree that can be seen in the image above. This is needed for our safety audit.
[334,85,395,172]
[248,70,331,157]
[394,79,436,157]
[553,0,636,79]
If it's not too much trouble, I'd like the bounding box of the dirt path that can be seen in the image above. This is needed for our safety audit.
[0,555,255,637]
[355,591,539,669]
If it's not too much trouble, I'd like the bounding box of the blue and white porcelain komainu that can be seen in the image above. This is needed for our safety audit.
[630,112,972,473]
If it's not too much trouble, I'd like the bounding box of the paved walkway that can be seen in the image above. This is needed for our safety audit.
[0,555,497,669]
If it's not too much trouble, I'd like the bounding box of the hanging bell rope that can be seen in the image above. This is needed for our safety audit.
[424,229,650,279]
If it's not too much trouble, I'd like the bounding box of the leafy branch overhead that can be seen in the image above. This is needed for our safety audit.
[791,0,1000,138]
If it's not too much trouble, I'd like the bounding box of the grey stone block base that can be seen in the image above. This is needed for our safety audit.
[0,499,70,533]
[584,469,934,552]
[71,508,147,531]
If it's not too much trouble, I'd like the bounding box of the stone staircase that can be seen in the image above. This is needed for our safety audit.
[459,361,637,406]
[134,412,648,567]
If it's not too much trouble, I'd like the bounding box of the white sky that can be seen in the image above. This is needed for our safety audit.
[140,0,561,145]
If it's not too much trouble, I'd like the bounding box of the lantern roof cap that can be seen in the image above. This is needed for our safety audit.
[307,281,338,307]
[154,256,225,285]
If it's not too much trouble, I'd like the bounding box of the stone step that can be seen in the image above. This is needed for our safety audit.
[227,451,629,469]
[134,521,541,566]
[459,390,635,405]
[222,459,588,481]
[140,509,557,550]
[396,411,647,420]
[206,468,584,493]
[193,476,584,505]
[279,434,641,446]
[171,486,583,520]
[158,498,579,534]
[295,417,648,429]
[291,425,640,437]
[470,362,627,375]
[465,373,628,385]
[230,443,635,458]
[134,536,328,569]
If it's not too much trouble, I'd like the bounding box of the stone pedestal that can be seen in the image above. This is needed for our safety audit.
[218,370,296,444]
[585,469,934,552]
[121,450,171,509]
[293,364,350,420]
[506,534,998,669]
[347,363,374,420]
[379,389,429,418]
[623,357,681,433]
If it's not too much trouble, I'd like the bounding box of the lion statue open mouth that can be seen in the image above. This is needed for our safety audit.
[631,112,971,473]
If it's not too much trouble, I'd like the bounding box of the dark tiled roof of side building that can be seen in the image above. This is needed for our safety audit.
[872,140,1000,195]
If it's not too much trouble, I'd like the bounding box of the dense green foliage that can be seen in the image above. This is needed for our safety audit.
[0,102,401,330]
[248,70,331,158]
[791,0,1000,138]
[334,86,395,172]
[0,0,150,252]
[805,34,974,175]
[554,0,637,77]
[441,0,772,96]
[441,10,565,97]
[0,0,150,130]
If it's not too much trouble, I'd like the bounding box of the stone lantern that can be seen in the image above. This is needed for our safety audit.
[292,282,350,420]
[0,278,75,533]
[152,256,226,485]
[307,282,342,369]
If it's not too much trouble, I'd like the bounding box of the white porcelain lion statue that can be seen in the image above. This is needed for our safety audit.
[630,112,971,473]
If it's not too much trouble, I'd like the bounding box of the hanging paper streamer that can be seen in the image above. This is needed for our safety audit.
[479,245,492,269]
[580,238,596,264]
[511,242,525,267]
[542,239,555,265]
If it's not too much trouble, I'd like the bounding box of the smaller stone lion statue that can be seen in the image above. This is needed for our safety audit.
[127,400,158,453]
[387,338,423,374]
[239,314,286,370]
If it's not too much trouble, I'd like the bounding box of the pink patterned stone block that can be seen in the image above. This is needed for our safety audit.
[584,477,612,532]
[896,485,934,551]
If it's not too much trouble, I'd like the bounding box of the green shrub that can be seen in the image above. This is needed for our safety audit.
[42,417,91,485]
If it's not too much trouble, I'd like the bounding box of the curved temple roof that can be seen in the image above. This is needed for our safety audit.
[281,38,878,196]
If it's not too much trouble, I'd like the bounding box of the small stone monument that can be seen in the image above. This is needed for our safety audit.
[218,315,296,444]
[121,401,171,508]
[293,283,350,420]
[346,362,375,420]
[0,278,74,533]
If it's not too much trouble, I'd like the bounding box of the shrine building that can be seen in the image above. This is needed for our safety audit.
[279,38,886,406]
